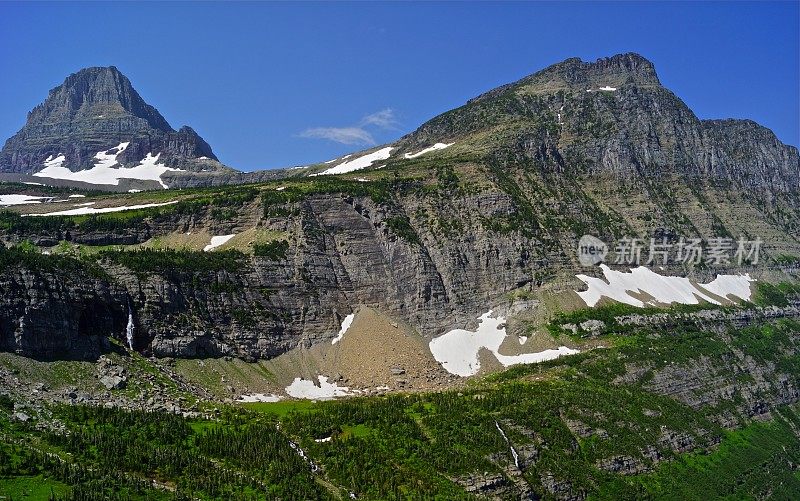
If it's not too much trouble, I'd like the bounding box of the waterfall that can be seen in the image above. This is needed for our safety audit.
[495,420,519,469]
[288,439,319,472]
[126,299,135,351]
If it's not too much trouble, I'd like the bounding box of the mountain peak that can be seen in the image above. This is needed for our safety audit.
[405,52,797,194]
[30,65,173,133]
[469,52,660,105]
[536,52,660,87]
[0,66,220,179]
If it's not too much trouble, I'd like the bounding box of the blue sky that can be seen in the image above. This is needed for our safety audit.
[0,1,797,171]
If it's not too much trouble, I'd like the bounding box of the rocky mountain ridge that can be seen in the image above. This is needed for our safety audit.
[396,53,798,195]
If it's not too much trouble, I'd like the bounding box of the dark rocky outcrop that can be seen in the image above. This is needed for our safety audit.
[0,267,128,359]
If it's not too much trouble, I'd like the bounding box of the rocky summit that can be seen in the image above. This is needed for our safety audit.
[397,53,798,195]
[0,66,225,184]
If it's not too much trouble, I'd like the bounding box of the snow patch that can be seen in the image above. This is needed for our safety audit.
[429,311,579,377]
[575,265,753,308]
[285,376,352,399]
[68,194,86,198]
[312,147,393,176]
[25,200,177,217]
[696,274,754,303]
[332,313,355,345]
[0,194,52,206]
[203,234,236,252]
[236,393,282,403]
[404,142,453,159]
[587,86,618,93]
[44,154,66,169]
[34,143,182,189]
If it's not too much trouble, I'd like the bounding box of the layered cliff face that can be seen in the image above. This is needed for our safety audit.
[0,66,223,178]
[0,264,128,359]
[1,169,798,361]
[0,188,538,359]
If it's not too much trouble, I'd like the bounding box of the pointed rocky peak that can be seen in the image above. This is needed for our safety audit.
[29,66,173,132]
[0,66,222,180]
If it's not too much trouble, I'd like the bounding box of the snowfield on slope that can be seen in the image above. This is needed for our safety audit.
[236,393,282,403]
[0,194,55,206]
[575,264,753,307]
[34,143,183,188]
[312,147,393,176]
[25,200,178,216]
[285,376,353,399]
[43,154,66,169]
[404,142,453,159]
[429,311,579,377]
[203,234,236,252]
[331,313,355,345]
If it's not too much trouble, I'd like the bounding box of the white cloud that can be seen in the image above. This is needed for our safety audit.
[300,108,398,146]
[299,127,375,146]
[360,108,398,129]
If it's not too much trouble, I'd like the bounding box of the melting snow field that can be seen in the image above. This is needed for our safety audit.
[0,194,54,206]
[332,313,355,345]
[236,393,282,403]
[429,311,579,377]
[404,142,454,159]
[25,201,178,217]
[203,234,236,252]
[313,147,394,176]
[34,143,183,188]
[43,154,66,169]
[576,265,754,307]
[285,376,353,399]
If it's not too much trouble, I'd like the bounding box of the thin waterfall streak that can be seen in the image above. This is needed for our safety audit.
[495,420,519,469]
